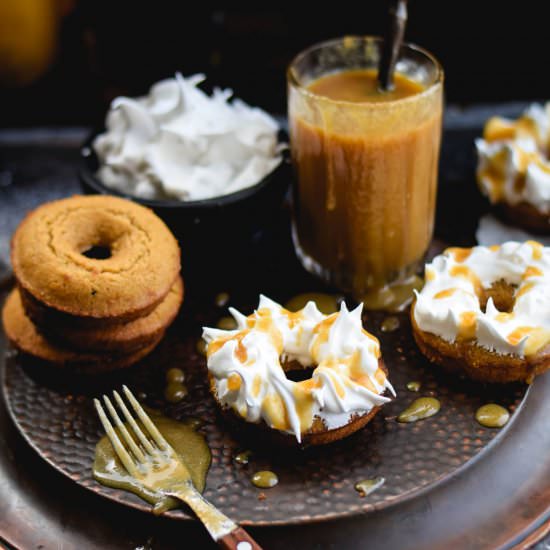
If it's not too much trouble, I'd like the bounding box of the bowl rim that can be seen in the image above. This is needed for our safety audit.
[80,128,289,209]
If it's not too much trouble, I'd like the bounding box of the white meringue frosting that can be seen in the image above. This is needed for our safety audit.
[476,103,550,213]
[413,241,550,357]
[93,73,282,201]
[202,295,394,442]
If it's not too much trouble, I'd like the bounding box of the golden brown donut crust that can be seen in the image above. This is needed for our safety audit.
[11,195,180,323]
[208,361,388,446]
[411,307,550,383]
[24,277,183,353]
[496,201,550,235]
[2,288,161,373]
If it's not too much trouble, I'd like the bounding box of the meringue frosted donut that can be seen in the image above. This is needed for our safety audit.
[476,104,550,232]
[202,296,394,444]
[412,241,550,383]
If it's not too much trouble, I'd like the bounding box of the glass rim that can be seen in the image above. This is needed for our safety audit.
[287,35,444,108]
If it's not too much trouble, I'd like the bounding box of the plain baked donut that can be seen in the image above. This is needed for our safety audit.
[2,288,162,373]
[11,195,180,325]
[23,277,183,353]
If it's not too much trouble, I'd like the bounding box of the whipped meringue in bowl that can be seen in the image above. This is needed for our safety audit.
[80,74,290,270]
[90,73,285,202]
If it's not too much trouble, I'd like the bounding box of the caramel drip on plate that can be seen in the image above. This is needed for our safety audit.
[93,411,210,515]
[380,315,400,332]
[251,471,278,489]
[475,404,510,428]
[354,476,385,497]
[397,397,440,423]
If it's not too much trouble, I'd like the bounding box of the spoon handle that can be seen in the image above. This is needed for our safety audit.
[378,0,408,91]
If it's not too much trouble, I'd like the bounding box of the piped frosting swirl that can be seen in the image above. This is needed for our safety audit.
[202,296,394,442]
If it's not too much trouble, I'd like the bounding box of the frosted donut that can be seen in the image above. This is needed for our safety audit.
[476,103,550,233]
[202,296,394,445]
[411,241,550,383]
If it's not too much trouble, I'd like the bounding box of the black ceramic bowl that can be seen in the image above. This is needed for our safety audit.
[79,130,291,278]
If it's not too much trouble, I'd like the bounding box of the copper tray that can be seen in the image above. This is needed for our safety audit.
[2,284,527,525]
[2,116,550,549]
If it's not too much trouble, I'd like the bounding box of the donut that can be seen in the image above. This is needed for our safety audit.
[411,241,550,383]
[476,104,550,233]
[22,277,183,353]
[2,288,162,373]
[202,295,394,445]
[11,195,180,325]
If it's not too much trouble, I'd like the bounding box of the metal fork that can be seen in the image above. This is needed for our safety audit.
[94,385,262,550]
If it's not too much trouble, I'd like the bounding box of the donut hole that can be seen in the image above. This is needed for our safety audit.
[481,280,515,313]
[81,245,112,260]
[284,366,314,382]
[67,209,140,264]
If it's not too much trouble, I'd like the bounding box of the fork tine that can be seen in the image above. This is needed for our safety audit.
[123,385,170,452]
[112,390,157,456]
[94,398,139,477]
[103,395,147,465]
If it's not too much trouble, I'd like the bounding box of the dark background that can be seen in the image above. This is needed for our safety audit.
[0,2,548,127]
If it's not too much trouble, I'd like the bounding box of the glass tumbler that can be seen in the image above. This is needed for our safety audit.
[287,36,443,306]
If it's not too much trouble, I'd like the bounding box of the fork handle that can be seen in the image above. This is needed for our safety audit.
[168,485,263,549]
[218,526,263,550]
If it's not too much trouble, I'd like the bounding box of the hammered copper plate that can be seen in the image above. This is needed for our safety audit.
[1,289,526,526]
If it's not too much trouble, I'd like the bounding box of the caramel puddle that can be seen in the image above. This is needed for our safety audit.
[406,381,421,393]
[235,450,252,465]
[380,316,400,333]
[93,411,210,514]
[251,470,278,489]
[355,476,385,497]
[475,404,510,428]
[362,275,423,313]
[397,397,440,423]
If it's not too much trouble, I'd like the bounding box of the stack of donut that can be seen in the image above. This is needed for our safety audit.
[1,195,182,373]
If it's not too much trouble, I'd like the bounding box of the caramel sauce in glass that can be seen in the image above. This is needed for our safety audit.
[288,38,443,307]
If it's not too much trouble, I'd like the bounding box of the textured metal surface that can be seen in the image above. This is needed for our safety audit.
[2,115,550,548]
[2,296,525,525]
